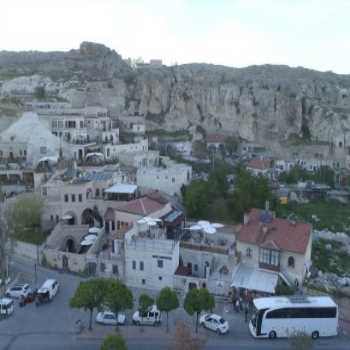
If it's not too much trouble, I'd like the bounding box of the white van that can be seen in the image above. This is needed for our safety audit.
[0,298,14,317]
[132,305,161,326]
[37,279,59,300]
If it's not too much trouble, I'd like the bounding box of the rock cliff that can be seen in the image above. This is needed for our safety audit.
[1,42,350,157]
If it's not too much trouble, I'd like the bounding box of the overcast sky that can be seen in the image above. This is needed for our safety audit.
[1,0,349,73]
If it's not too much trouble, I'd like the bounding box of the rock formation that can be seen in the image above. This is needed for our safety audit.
[1,42,350,158]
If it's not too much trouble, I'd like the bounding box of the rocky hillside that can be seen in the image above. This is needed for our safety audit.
[1,42,350,156]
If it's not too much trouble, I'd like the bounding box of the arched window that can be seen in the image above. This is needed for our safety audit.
[288,256,295,268]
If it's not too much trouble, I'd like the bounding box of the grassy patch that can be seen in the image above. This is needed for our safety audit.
[14,229,47,245]
[276,200,350,234]
[312,239,350,275]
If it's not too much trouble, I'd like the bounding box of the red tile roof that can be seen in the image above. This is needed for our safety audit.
[238,209,311,254]
[117,196,165,216]
[247,159,272,171]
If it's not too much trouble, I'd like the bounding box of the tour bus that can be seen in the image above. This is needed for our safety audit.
[249,296,338,339]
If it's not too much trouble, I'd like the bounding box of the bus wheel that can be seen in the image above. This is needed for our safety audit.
[311,331,319,339]
[269,331,277,339]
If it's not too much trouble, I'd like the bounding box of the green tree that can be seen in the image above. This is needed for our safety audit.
[139,293,154,314]
[224,136,239,156]
[184,288,215,333]
[105,280,133,330]
[70,278,108,330]
[183,180,210,218]
[34,86,46,100]
[192,140,208,159]
[100,334,127,350]
[9,194,44,244]
[156,287,179,332]
[230,166,273,221]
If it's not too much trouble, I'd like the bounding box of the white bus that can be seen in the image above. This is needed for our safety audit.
[249,296,338,339]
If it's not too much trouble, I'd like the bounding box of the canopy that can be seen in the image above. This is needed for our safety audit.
[231,264,278,294]
[105,183,138,194]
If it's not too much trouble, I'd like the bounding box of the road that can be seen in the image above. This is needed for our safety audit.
[0,255,348,350]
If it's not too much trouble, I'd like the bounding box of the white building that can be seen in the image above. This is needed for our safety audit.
[136,160,192,196]
[232,209,312,294]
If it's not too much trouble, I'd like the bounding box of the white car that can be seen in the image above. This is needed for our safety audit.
[96,311,126,325]
[199,313,229,334]
[132,305,161,326]
[5,284,30,299]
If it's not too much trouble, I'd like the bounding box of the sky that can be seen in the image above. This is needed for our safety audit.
[1,0,349,73]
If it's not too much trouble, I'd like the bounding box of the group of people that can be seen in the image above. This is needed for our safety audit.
[231,289,255,323]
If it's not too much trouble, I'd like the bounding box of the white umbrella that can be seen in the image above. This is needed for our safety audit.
[88,227,100,234]
[80,240,93,246]
[85,152,104,159]
[189,224,202,230]
[212,223,224,229]
[202,226,216,235]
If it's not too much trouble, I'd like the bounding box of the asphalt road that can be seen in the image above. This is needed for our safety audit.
[0,255,348,350]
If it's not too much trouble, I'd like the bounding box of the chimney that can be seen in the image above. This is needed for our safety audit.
[243,213,249,225]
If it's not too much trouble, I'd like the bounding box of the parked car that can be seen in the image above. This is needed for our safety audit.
[199,313,229,334]
[37,279,59,301]
[132,305,161,326]
[96,311,126,325]
[5,284,30,299]
[0,298,14,317]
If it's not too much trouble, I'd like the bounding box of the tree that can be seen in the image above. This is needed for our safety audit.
[34,86,46,100]
[139,293,154,314]
[230,166,274,221]
[183,180,210,218]
[70,278,108,331]
[224,136,239,156]
[289,331,313,350]
[9,194,44,244]
[100,334,127,350]
[192,140,208,160]
[184,288,215,333]
[156,287,179,332]
[171,321,206,350]
[0,199,14,297]
[105,279,133,330]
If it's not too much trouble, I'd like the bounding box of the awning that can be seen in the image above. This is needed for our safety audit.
[162,210,183,224]
[105,183,138,194]
[231,264,278,294]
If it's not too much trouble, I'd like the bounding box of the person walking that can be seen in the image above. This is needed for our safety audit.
[244,303,249,323]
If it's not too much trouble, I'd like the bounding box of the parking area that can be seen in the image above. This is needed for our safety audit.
[0,256,349,350]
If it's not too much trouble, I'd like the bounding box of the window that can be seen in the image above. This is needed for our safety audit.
[142,279,146,285]
[140,261,144,271]
[64,194,69,202]
[42,187,47,196]
[111,221,115,231]
[78,194,82,202]
[132,261,136,270]
[56,215,59,223]
[40,146,47,155]
[288,256,295,268]
[194,264,198,272]
[80,121,84,128]
[158,276,162,281]
[172,177,175,183]
[71,194,76,202]
[157,260,164,268]
[107,148,110,157]
[266,307,337,319]
[95,188,100,197]
[50,215,54,222]
[259,248,280,267]
[246,247,252,257]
